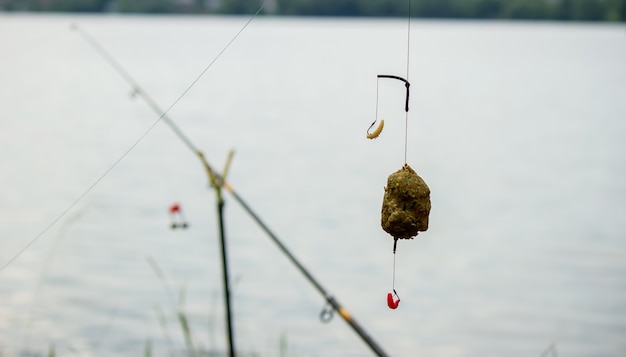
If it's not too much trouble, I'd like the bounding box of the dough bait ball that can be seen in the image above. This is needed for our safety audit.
[381,164,431,239]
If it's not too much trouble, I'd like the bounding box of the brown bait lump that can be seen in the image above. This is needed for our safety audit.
[381,164,431,239]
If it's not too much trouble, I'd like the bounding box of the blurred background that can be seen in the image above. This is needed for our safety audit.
[1,0,626,20]
[1,1,625,356]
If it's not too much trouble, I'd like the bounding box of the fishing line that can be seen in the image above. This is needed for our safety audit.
[396,0,412,292]
[404,0,411,164]
[367,79,384,139]
[0,6,264,274]
[387,0,412,310]
[370,0,412,164]
[392,240,397,289]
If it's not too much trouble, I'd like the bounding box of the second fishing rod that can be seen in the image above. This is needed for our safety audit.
[74,21,390,357]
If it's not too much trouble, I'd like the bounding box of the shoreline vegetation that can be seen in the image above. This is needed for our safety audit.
[1,0,626,22]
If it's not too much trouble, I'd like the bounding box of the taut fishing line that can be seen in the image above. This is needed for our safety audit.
[393,0,411,300]
[0,5,264,273]
[404,0,411,165]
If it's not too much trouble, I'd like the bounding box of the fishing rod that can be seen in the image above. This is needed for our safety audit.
[75,17,390,357]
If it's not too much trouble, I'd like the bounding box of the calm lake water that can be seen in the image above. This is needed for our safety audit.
[1,14,625,357]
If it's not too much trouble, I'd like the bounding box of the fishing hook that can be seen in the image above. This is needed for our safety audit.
[366,119,385,139]
[387,289,401,310]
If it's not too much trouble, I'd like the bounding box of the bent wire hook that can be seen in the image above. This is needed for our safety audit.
[378,74,410,113]
[367,75,411,139]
